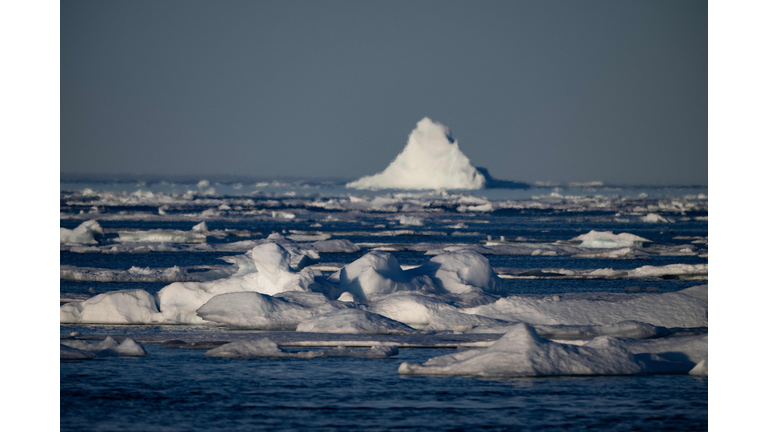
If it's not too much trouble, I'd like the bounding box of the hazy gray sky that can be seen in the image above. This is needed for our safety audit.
[61,0,707,185]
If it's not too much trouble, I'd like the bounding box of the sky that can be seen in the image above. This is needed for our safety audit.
[61,0,707,186]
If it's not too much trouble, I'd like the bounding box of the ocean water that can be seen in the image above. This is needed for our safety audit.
[60,180,707,430]
[61,345,707,431]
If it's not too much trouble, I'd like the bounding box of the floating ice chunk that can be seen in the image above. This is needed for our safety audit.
[328,251,436,302]
[205,338,325,359]
[627,264,708,279]
[287,233,332,242]
[192,221,209,232]
[205,338,399,359]
[326,345,399,358]
[60,344,97,360]
[296,309,417,335]
[570,231,650,249]
[425,309,512,332]
[369,291,454,327]
[312,239,360,253]
[640,213,670,223]
[408,250,505,295]
[398,216,424,226]
[61,336,148,357]
[347,118,486,190]
[196,291,351,330]
[60,290,163,324]
[457,203,494,212]
[465,286,708,328]
[157,243,321,324]
[689,358,708,376]
[399,324,691,377]
[60,220,103,245]
[60,265,194,283]
[117,229,207,244]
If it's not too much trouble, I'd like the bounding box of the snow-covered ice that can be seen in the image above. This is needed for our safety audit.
[205,338,399,359]
[570,231,650,249]
[61,336,148,357]
[296,309,417,335]
[399,324,702,377]
[60,220,103,245]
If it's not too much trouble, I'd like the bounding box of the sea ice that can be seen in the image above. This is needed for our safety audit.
[61,337,148,357]
[205,338,399,359]
[196,291,352,330]
[327,251,436,302]
[398,324,695,377]
[117,229,207,243]
[346,118,486,190]
[407,250,505,295]
[464,286,708,328]
[570,231,650,249]
[60,290,163,324]
[157,242,324,324]
[60,220,103,245]
[296,309,417,335]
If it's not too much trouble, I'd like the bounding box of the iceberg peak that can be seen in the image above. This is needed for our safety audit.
[347,118,486,190]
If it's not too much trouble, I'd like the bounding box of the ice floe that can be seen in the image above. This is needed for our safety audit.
[570,231,650,249]
[399,323,704,377]
[60,265,195,283]
[117,229,207,243]
[205,338,399,359]
[61,336,148,357]
[60,220,103,245]
[196,291,352,330]
[464,285,707,328]
[296,309,417,335]
[60,290,163,324]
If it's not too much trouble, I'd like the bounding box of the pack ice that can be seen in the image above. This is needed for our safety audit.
[347,118,487,190]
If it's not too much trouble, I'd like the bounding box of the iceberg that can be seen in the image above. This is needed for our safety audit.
[346,118,487,190]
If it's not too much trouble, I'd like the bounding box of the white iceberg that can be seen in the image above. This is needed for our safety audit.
[347,118,486,190]
[60,220,103,245]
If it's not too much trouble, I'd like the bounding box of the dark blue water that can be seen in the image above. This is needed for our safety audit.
[60,344,707,431]
[61,189,707,431]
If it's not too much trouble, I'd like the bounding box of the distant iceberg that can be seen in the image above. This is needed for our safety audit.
[347,118,526,190]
